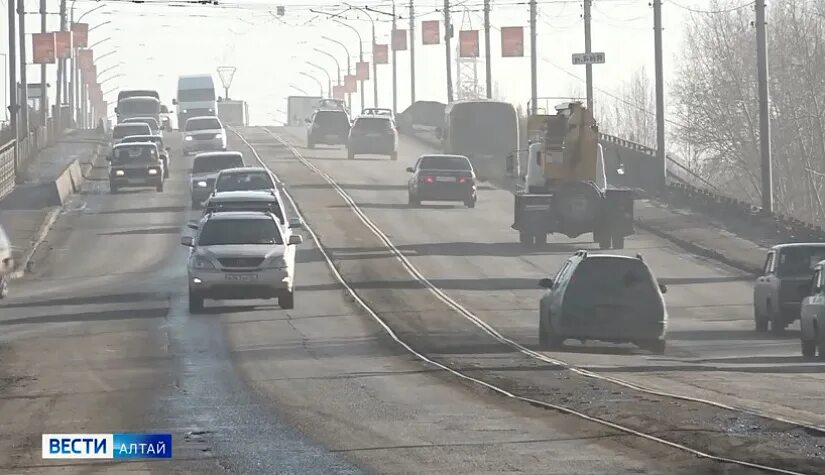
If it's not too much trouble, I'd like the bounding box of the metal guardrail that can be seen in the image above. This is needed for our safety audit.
[398,100,824,243]
[0,139,15,200]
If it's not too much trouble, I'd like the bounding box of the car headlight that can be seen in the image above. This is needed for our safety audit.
[148,168,158,175]
[263,255,288,269]
[114,169,125,176]
[216,133,225,140]
[182,109,189,114]
[208,108,214,113]
[194,180,208,188]
[184,136,193,141]
[190,255,215,269]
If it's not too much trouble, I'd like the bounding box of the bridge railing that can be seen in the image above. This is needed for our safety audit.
[397,101,825,242]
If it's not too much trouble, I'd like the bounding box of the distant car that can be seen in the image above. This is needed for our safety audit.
[407,154,477,208]
[183,116,227,155]
[199,190,293,227]
[108,142,165,193]
[111,123,152,146]
[316,98,348,114]
[122,116,161,134]
[306,109,350,148]
[800,260,825,359]
[538,251,668,353]
[361,107,395,121]
[754,243,825,334]
[181,211,304,312]
[120,135,171,178]
[347,116,398,160]
[213,167,277,195]
[0,225,12,299]
[189,151,245,208]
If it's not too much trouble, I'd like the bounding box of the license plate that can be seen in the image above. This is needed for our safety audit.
[225,273,258,281]
[436,176,456,182]
[127,178,147,184]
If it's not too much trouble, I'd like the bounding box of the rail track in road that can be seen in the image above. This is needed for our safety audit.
[229,125,818,475]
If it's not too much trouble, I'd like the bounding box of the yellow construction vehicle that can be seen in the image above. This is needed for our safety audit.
[512,102,634,249]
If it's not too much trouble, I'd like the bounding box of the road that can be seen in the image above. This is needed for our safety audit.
[229,125,825,471]
[0,131,714,474]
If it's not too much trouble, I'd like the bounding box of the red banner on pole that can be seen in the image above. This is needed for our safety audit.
[459,30,479,57]
[373,44,388,64]
[344,74,357,93]
[71,23,88,48]
[332,85,345,100]
[82,63,97,84]
[355,61,369,81]
[78,49,93,71]
[391,29,407,51]
[55,31,73,59]
[501,26,524,57]
[422,20,440,45]
[33,33,56,64]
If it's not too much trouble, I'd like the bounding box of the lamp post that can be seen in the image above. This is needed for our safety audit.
[313,48,341,85]
[97,73,122,86]
[88,37,111,49]
[306,61,332,98]
[333,20,364,109]
[289,83,309,95]
[300,72,324,97]
[321,36,352,110]
[341,6,377,107]
[70,2,107,126]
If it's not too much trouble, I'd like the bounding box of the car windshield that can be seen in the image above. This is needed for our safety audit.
[354,118,392,132]
[419,156,472,170]
[206,201,283,222]
[113,125,151,139]
[566,258,659,305]
[216,172,274,191]
[186,118,222,131]
[198,218,282,245]
[112,146,156,163]
[777,247,825,276]
[118,100,160,115]
[179,88,215,102]
[192,156,244,174]
[314,111,349,127]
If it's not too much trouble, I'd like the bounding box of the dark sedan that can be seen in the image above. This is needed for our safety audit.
[407,154,477,208]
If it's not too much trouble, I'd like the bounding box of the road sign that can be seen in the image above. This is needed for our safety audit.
[217,66,236,89]
[571,52,605,65]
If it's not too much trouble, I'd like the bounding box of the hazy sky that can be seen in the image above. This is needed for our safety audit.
[0,1,747,126]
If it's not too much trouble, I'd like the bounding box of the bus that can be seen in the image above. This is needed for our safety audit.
[441,100,519,181]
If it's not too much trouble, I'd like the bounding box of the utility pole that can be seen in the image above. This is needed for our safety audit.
[755,0,773,212]
[18,0,28,135]
[444,0,453,103]
[653,0,666,188]
[391,1,397,113]
[409,1,416,104]
[7,0,18,143]
[529,0,536,114]
[483,0,491,98]
[583,0,593,111]
[40,0,47,125]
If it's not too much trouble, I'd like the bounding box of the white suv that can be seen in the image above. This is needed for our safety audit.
[181,211,303,312]
[183,116,227,155]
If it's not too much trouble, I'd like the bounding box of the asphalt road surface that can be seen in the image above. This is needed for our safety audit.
[0,131,726,474]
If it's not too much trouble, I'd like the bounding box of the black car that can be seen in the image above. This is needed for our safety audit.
[538,251,668,354]
[306,109,351,148]
[121,135,171,178]
[347,116,398,160]
[407,154,477,208]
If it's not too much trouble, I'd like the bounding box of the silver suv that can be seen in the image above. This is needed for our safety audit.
[181,211,303,312]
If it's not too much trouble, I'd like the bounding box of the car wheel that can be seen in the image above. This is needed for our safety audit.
[543,315,564,349]
[538,312,549,348]
[0,276,8,299]
[754,306,769,332]
[519,230,532,247]
[156,181,164,192]
[598,236,611,250]
[534,233,547,246]
[802,336,817,359]
[612,234,625,249]
[643,339,666,355]
[191,199,202,210]
[110,182,118,193]
[164,164,170,178]
[408,193,420,207]
[390,151,398,161]
[279,290,295,310]
[768,304,785,335]
[188,291,204,313]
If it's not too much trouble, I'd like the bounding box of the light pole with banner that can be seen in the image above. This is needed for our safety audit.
[216,66,236,100]
[321,36,352,110]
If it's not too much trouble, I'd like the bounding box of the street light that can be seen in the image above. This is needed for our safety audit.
[88,37,112,49]
[313,48,341,85]
[321,36,352,109]
[339,6,378,107]
[333,20,365,108]
[300,71,325,97]
[289,83,309,95]
[70,3,108,126]
[96,62,122,77]
[98,73,123,86]
[306,61,332,99]
[95,50,116,63]
[88,21,112,32]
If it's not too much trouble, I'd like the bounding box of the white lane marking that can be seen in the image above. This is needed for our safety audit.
[263,127,825,431]
[230,126,807,475]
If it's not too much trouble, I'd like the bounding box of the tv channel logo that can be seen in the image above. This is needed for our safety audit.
[42,433,172,459]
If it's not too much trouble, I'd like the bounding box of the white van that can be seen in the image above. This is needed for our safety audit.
[173,75,217,130]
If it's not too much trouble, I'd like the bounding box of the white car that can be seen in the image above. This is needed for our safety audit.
[183,116,227,155]
[181,211,303,312]
[112,123,152,147]
[0,225,13,299]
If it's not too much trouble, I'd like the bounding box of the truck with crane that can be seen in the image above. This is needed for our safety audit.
[511,102,634,249]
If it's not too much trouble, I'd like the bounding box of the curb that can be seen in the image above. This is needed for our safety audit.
[8,207,61,280]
